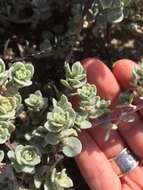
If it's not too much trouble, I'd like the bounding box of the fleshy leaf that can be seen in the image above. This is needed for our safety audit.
[0,150,4,162]
[62,137,82,157]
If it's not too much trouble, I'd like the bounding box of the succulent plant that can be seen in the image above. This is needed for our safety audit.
[8,145,41,174]
[9,62,34,87]
[44,95,76,133]
[25,90,46,112]
[52,168,73,189]
[77,83,111,119]
[44,168,73,190]
[80,95,111,119]
[0,121,15,144]
[0,95,17,120]
[77,83,97,104]
[75,111,92,129]
[61,62,87,89]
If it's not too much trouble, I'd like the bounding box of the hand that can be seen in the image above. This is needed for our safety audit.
[75,58,143,190]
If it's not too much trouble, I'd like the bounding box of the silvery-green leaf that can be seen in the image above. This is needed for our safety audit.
[7,150,15,161]
[0,124,11,144]
[34,174,43,189]
[99,0,113,9]
[44,133,60,145]
[71,61,83,76]
[60,79,71,89]
[0,58,5,72]
[14,164,35,174]
[15,93,22,109]
[67,108,76,127]
[44,178,54,190]
[60,128,77,138]
[58,95,72,110]
[62,137,82,157]
[80,120,92,129]
[65,63,72,77]
[0,58,7,80]
[112,0,122,8]
[24,133,32,141]
[0,150,4,162]
[107,8,124,23]
[44,121,62,133]
[54,169,73,188]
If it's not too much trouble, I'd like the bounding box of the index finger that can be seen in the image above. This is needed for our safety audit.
[75,131,121,190]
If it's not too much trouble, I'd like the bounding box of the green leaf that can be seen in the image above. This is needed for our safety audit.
[62,137,82,157]
[0,58,5,72]
[34,174,43,189]
[61,62,87,89]
[44,178,54,190]
[99,0,113,9]
[60,128,78,138]
[54,168,73,189]
[71,61,83,76]
[58,95,72,110]
[80,120,92,129]
[107,7,124,23]
[0,150,4,162]
[60,79,72,89]
[44,133,60,145]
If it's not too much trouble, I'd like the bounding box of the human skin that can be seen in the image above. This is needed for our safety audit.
[75,58,143,190]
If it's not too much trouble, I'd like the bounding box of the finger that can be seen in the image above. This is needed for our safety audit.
[123,166,143,188]
[112,59,143,158]
[112,59,137,90]
[82,58,124,157]
[82,58,143,188]
[112,59,141,117]
[122,183,132,190]
[121,176,141,190]
[75,131,121,190]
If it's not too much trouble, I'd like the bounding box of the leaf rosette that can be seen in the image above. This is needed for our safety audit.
[75,112,92,129]
[0,95,17,120]
[76,83,110,118]
[25,90,46,112]
[44,95,76,133]
[9,62,34,87]
[77,83,97,104]
[44,168,73,190]
[8,145,41,174]
[0,121,15,144]
[52,168,73,189]
[80,96,111,119]
[61,61,87,89]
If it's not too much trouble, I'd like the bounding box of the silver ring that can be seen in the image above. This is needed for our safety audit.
[114,148,139,176]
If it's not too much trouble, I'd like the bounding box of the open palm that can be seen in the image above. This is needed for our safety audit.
[75,58,143,190]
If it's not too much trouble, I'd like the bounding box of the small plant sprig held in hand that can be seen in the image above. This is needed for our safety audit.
[0,58,143,190]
